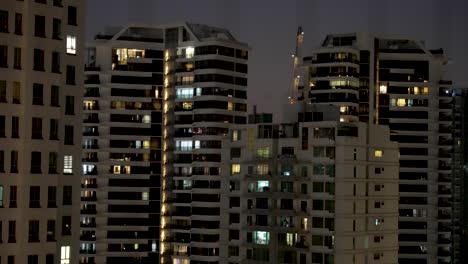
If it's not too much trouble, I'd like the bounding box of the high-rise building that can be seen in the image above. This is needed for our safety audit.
[0,0,84,263]
[231,106,399,264]
[303,32,459,264]
[81,26,165,264]
[81,23,248,264]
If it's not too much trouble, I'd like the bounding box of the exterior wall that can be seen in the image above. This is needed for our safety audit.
[0,0,84,263]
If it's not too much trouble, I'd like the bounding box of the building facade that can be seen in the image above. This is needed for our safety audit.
[228,109,399,264]
[303,32,459,264]
[0,0,84,263]
[81,26,164,264]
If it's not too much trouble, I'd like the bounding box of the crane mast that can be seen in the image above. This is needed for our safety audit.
[289,26,304,105]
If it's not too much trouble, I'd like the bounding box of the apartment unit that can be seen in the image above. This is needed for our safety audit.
[0,0,84,264]
[227,107,399,264]
[303,32,459,264]
[81,27,164,264]
[81,23,248,264]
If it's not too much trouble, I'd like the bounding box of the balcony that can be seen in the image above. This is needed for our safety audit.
[85,76,100,84]
[81,195,97,202]
[80,249,96,255]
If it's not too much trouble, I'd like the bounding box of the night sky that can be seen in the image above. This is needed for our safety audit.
[86,0,468,121]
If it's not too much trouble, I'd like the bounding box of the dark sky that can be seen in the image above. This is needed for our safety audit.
[86,0,468,121]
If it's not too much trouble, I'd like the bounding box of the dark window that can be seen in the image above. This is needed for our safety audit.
[66,65,75,85]
[62,216,71,235]
[34,15,46,37]
[0,115,5,137]
[11,116,19,138]
[0,10,8,33]
[12,81,20,104]
[51,52,60,73]
[28,221,39,242]
[14,13,22,35]
[8,221,16,243]
[53,0,63,7]
[9,186,17,208]
[8,256,15,264]
[65,96,74,114]
[230,148,241,159]
[35,0,47,4]
[10,151,18,173]
[27,255,38,264]
[46,220,55,241]
[0,151,4,172]
[29,186,40,208]
[47,186,56,208]
[50,85,59,106]
[63,186,72,205]
[64,125,73,145]
[33,49,45,71]
[49,119,59,140]
[31,117,42,139]
[45,255,54,264]
[52,18,61,39]
[13,47,21,69]
[48,152,57,174]
[0,80,6,102]
[32,83,43,105]
[67,6,77,25]
[30,151,41,173]
[0,45,7,67]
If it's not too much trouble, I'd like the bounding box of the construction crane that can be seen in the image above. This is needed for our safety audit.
[289,26,304,105]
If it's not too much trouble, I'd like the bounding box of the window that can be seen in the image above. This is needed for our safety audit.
[231,164,240,175]
[64,126,73,145]
[63,186,72,205]
[33,49,45,71]
[12,81,20,104]
[49,119,59,140]
[46,255,54,264]
[0,10,8,33]
[32,117,42,139]
[9,186,17,208]
[66,35,76,54]
[374,150,383,157]
[0,80,6,102]
[65,96,74,114]
[35,0,47,4]
[13,47,21,69]
[66,65,75,85]
[230,148,241,158]
[48,152,58,174]
[63,155,72,174]
[228,246,239,257]
[47,220,55,241]
[10,151,18,173]
[30,151,41,173]
[0,115,5,137]
[253,231,270,245]
[14,13,22,35]
[51,85,59,106]
[8,221,16,243]
[60,246,70,264]
[48,186,57,207]
[256,147,270,158]
[28,256,38,264]
[30,186,40,208]
[67,6,77,25]
[0,184,3,207]
[379,84,387,94]
[232,130,240,141]
[0,45,7,67]
[34,15,46,37]
[8,256,15,264]
[28,220,40,242]
[32,83,43,105]
[61,216,71,235]
[53,0,63,7]
[375,218,384,226]
[0,151,4,172]
[52,18,61,39]
[52,52,60,73]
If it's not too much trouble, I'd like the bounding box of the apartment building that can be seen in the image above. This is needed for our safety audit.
[0,0,84,264]
[224,107,399,264]
[303,32,459,264]
[81,26,164,264]
[81,23,248,264]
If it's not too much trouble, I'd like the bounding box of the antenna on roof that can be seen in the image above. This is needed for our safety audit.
[289,26,304,105]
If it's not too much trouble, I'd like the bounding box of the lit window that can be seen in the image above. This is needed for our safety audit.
[63,155,72,174]
[253,231,270,245]
[375,218,384,226]
[256,147,270,158]
[232,130,240,141]
[396,98,406,107]
[374,150,383,158]
[379,85,387,94]
[185,47,194,58]
[340,106,347,113]
[142,192,148,200]
[286,233,296,246]
[176,88,193,99]
[257,181,269,192]
[142,115,151,123]
[228,102,233,110]
[231,164,240,175]
[60,246,70,264]
[66,35,76,55]
[182,102,192,110]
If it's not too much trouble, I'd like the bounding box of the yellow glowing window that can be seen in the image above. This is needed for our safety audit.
[379,85,387,94]
[228,102,233,111]
[374,150,383,158]
[232,130,240,141]
[396,98,406,107]
[422,87,429,94]
[340,106,347,113]
[231,164,241,175]
[256,147,270,158]
[182,102,193,110]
